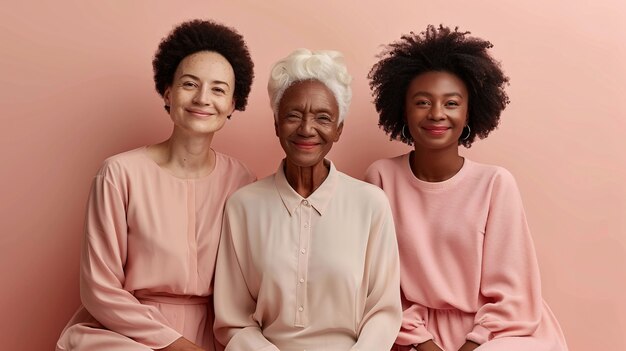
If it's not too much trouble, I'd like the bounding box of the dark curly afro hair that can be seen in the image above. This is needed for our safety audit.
[153,19,254,114]
[368,25,509,147]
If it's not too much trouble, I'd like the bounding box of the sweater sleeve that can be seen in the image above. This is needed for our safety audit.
[364,163,434,348]
[466,169,542,344]
[80,169,181,349]
[363,163,383,188]
[395,298,435,346]
[351,197,402,351]
[213,201,280,351]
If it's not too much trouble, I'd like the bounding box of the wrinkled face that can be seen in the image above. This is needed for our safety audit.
[405,71,469,151]
[275,80,343,168]
[164,51,235,136]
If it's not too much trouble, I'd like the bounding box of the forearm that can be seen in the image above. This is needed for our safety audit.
[457,340,480,351]
[414,340,443,351]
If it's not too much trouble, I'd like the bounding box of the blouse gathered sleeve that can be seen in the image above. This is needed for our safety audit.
[352,197,402,351]
[466,170,542,345]
[80,171,181,349]
[213,202,279,351]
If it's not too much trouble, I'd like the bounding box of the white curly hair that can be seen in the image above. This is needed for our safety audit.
[267,48,352,123]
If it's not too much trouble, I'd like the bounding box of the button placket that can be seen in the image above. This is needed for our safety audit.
[294,199,312,327]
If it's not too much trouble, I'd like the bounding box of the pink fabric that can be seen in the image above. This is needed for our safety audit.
[56,147,255,351]
[365,153,568,351]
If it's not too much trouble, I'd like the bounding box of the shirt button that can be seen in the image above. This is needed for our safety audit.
[298,306,304,312]
[302,200,309,207]
[300,248,306,254]
[304,222,309,228]
[299,278,305,283]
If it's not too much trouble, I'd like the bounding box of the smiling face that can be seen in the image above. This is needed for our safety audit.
[405,71,469,152]
[275,80,343,169]
[164,51,235,136]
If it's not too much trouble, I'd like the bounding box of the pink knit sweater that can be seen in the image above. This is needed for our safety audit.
[365,153,567,350]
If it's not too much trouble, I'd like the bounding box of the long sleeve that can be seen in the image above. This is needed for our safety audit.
[213,203,279,351]
[80,171,181,349]
[363,165,433,347]
[395,299,434,346]
[363,164,383,189]
[351,200,402,351]
[466,170,542,344]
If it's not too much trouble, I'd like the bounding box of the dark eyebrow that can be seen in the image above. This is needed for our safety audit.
[411,92,464,99]
[178,74,231,87]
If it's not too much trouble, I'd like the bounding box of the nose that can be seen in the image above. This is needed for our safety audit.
[428,104,445,120]
[192,85,211,105]
[297,116,316,137]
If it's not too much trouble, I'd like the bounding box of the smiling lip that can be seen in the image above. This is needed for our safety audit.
[186,108,214,117]
[292,141,319,150]
[423,126,450,136]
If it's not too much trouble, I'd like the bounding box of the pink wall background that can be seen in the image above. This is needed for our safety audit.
[1,1,624,349]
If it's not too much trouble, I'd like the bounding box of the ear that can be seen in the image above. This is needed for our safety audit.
[274,119,279,137]
[229,98,236,116]
[163,87,171,106]
[334,122,344,142]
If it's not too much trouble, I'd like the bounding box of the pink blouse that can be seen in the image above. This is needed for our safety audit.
[73,147,255,348]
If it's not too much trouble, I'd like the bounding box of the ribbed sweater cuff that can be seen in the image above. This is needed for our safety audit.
[466,324,491,345]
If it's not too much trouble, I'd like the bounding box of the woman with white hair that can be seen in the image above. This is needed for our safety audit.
[213,49,402,351]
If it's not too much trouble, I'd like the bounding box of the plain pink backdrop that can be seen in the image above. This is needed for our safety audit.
[1,1,624,350]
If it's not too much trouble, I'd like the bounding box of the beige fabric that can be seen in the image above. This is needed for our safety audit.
[214,160,402,351]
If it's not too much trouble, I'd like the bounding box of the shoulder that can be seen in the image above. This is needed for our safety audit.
[464,160,521,201]
[338,171,391,208]
[364,153,409,189]
[226,174,274,208]
[365,154,407,176]
[97,147,148,179]
[466,159,517,186]
[215,151,256,183]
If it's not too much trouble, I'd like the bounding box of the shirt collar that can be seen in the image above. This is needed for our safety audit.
[274,159,338,216]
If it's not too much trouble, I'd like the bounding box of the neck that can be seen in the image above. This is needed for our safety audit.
[410,146,464,182]
[284,159,329,198]
[152,127,216,178]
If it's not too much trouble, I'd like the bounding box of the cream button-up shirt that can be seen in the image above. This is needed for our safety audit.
[214,160,401,351]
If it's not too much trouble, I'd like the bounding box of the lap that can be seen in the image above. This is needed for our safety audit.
[56,322,152,351]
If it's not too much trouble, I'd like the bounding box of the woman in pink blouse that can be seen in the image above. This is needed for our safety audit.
[56,20,255,351]
[213,49,402,351]
[364,25,568,351]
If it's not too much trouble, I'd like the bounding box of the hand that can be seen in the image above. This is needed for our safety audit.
[414,340,444,351]
[155,337,205,351]
[457,340,480,351]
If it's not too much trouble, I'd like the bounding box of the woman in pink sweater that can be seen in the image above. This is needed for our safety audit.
[364,25,568,351]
